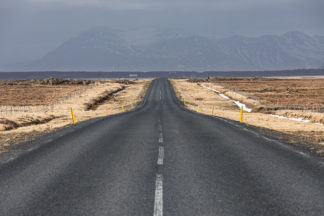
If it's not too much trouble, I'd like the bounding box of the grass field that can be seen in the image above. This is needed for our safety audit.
[0,84,84,106]
[208,77,324,111]
[171,78,324,156]
[0,78,151,153]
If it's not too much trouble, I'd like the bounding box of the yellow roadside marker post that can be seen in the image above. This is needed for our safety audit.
[71,108,76,124]
[184,100,186,106]
[135,99,137,105]
[197,106,200,112]
[122,105,125,112]
[240,108,243,123]
[107,107,109,116]
[211,106,214,115]
[189,104,191,110]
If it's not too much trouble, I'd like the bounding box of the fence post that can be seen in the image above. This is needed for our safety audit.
[240,108,243,123]
[71,108,76,124]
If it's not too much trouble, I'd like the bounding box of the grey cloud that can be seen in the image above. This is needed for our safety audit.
[0,0,323,68]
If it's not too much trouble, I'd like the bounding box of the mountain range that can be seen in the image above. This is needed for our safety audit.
[26,28,324,71]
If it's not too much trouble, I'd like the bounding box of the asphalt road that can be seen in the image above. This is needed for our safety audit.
[0,78,323,216]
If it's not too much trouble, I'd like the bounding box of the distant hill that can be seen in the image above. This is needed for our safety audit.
[27,29,324,71]
[217,31,324,69]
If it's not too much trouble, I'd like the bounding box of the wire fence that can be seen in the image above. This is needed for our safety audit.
[170,79,324,116]
[0,83,97,113]
[208,81,324,113]
[0,79,151,114]
[263,104,324,113]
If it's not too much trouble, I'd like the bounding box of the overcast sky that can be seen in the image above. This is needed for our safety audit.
[1,0,324,66]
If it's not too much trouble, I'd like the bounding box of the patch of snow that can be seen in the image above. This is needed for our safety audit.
[233,100,252,112]
[271,114,322,126]
[289,117,310,123]
[201,84,252,112]
[271,114,286,119]
[219,93,230,100]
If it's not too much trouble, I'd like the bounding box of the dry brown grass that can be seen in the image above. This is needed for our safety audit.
[209,77,324,111]
[0,115,57,131]
[84,86,126,111]
[0,78,152,153]
[0,79,92,106]
[171,78,324,156]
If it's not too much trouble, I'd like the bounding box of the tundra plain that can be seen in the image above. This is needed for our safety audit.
[171,77,324,157]
[0,78,151,153]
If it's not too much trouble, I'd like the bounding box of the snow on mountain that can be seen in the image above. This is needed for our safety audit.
[217,31,324,70]
[216,34,296,69]
[29,28,324,71]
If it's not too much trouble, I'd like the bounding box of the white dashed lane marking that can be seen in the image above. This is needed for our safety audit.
[153,174,163,216]
[154,116,163,216]
[157,146,164,165]
[159,132,163,143]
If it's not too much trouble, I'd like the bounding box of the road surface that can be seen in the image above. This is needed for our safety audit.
[0,78,323,215]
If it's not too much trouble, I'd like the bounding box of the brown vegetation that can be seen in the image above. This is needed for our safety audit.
[0,78,152,154]
[0,116,57,131]
[171,78,324,157]
[209,77,324,112]
[85,86,126,110]
[0,79,89,106]
[0,77,95,85]
[114,79,137,85]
